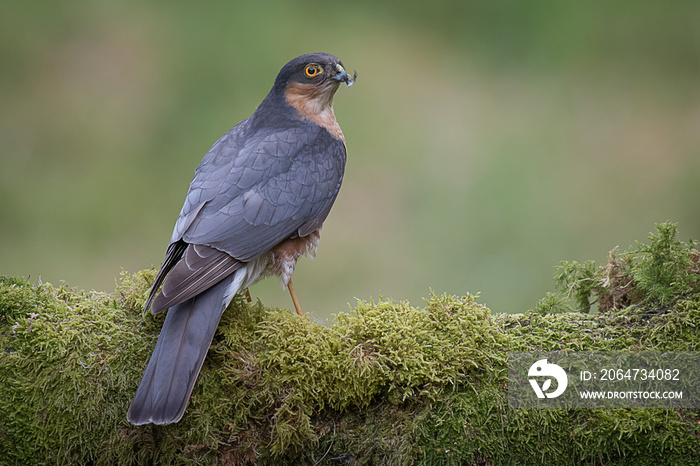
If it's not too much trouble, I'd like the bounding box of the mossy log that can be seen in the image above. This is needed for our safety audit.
[1,267,699,465]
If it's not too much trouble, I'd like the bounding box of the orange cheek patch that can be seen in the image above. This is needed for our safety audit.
[285,82,345,143]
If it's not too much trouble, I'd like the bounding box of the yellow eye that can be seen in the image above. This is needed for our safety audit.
[304,64,322,78]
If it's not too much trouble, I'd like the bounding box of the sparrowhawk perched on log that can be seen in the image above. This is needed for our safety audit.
[127,53,355,425]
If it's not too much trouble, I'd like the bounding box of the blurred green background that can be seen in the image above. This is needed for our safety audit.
[2,1,699,319]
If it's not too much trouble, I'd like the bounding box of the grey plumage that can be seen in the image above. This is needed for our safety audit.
[180,122,345,261]
[127,278,232,424]
[127,53,352,425]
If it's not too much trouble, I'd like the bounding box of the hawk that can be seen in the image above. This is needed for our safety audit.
[127,53,355,425]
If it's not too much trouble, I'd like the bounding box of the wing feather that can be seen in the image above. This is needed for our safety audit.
[181,120,345,261]
[149,117,345,311]
[150,244,241,314]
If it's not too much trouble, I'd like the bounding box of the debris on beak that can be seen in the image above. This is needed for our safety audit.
[332,65,357,87]
[346,70,358,87]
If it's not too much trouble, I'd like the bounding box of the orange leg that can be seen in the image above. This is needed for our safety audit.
[244,288,252,303]
[287,279,304,316]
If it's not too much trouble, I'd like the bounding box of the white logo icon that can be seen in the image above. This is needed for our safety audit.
[528,359,568,399]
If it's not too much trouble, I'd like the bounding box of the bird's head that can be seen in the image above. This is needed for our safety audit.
[272,53,356,119]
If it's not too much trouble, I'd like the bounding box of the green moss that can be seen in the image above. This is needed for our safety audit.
[546,222,699,315]
[1,223,699,464]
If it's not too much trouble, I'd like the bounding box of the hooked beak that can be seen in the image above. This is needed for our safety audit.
[331,64,357,87]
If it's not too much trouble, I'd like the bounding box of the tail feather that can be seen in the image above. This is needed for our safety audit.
[127,277,237,425]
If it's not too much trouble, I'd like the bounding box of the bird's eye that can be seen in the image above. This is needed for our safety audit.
[304,64,322,78]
